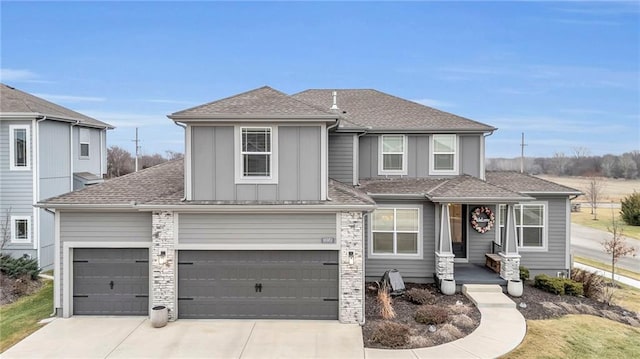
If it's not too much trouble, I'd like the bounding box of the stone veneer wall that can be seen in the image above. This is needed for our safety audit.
[499,253,521,281]
[152,211,176,320]
[339,211,364,324]
[435,252,455,280]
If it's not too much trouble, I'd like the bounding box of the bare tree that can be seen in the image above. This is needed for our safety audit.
[551,152,569,175]
[107,146,134,178]
[1,208,11,250]
[139,153,165,169]
[165,150,184,161]
[572,146,591,159]
[602,207,637,287]
[584,178,605,219]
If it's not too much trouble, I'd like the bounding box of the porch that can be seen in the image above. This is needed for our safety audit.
[454,263,507,286]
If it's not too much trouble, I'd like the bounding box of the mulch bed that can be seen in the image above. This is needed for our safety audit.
[510,281,640,327]
[0,273,43,306]
[363,282,481,349]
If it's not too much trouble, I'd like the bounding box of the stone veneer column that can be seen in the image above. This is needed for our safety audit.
[152,211,176,320]
[499,253,521,281]
[435,252,455,280]
[339,211,364,324]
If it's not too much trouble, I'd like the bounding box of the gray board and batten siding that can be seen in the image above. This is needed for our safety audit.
[364,201,436,283]
[191,125,322,201]
[0,120,34,256]
[179,213,336,246]
[58,212,152,308]
[358,134,483,179]
[328,133,354,184]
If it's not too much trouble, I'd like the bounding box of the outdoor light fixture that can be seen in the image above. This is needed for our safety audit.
[158,249,167,266]
[348,251,354,265]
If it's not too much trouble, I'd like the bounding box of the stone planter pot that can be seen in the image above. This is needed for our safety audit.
[440,279,456,295]
[508,279,523,297]
[150,305,168,328]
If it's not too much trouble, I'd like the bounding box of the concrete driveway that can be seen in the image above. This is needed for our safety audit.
[2,317,364,359]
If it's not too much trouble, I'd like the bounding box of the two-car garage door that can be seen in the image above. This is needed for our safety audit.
[178,250,338,319]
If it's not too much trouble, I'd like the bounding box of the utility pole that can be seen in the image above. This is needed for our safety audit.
[132,128,141,172]
[520,132,527,173]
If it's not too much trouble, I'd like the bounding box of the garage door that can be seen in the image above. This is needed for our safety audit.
[178,250,338,319]
[73,248,149,315]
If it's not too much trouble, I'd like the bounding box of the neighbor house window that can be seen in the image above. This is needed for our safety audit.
[11,216,30,243]
[371,207,421,257]
[79,128,90,158]
[378,135,407,175]
[430,134,457,174]
[9,125,30,170]
[498,203,547,250]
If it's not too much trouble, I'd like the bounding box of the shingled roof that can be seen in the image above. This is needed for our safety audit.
[40,159,374,208]
[0,83,112,128]
[292,89,496,132]
[486,172,582,194]
[169,86,337,120]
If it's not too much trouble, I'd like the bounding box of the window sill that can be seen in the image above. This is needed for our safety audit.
[378,170,408,176]
[10,240,31,244]
[9,166,31,171]
[368,253,423,260]
[234,177,278,185]
[518,247,548,252]
[429,170,458,176]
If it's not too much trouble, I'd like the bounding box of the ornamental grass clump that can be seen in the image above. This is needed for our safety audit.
[415,305,449,325]
[371,321,410,348]
[377,283,396,320]
[405,288,435,305]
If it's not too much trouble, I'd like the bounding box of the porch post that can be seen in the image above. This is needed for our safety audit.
[499,204,521,280]
[435,203,454,280]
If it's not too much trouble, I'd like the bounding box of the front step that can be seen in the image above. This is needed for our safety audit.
[463,284,516,309]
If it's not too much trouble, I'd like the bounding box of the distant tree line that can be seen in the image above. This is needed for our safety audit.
[107,145,183,178]
[487,149,640,179]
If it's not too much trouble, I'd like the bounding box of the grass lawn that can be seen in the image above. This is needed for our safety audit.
[0,280,53,352]
[613,283,640,313]
[571,210,640,240]
[503,315,640,359]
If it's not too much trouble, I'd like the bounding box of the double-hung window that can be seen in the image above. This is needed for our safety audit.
[498,203,547,250]
[10,216,31,243]
[9,125,30,170]
[371,207,421,257]
[379,135,407,175]
[241,127,272,178]
[431,134,457,174]
[79,128,90,158]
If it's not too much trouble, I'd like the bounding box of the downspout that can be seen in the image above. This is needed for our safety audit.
[174,121,187,201]
[43,207,57,317]
[69,120,80,191]
[481,130,495,181]
[355,129,370,186]
[34,116,47,267]
[325,119,340,201]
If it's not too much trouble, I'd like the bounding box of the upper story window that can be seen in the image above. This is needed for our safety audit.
[497,203,547,251]
[370,206,422,258]
[11,216,31,243]
[79,128,90,158]
[235,126,278,184]
[430,134,457,175]
[9,125,30,171]
[378,135,407,175]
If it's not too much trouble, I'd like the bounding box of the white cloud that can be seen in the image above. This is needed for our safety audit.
[411,98,454,108]
[33,93,106,103]
[77,110,168,128]
[0,68,52,83]
[485,116,628,134]
[144,99,197,105]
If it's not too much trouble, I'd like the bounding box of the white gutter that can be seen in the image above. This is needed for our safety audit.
[325,119,340,200]
[33,116,47,264]
[173,121,188,201]
[69,120,79,190]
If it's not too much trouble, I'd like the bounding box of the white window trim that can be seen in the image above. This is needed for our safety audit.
[79,128,90,159]
[368,204,423,259]
[234,125,278,184]
[378,135,408,175]
[496,202,548,252]
[429,134,458,175]
[9,124,30,171]
[10,215,31,243]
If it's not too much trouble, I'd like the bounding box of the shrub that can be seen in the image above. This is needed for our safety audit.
[377,285,396,320]
[451,314,475,329]
[371,321,410,348]
[519,266,530,281]
[405,288,435,305]
[564,280,584,296]
[571,268,605,299]
[535,274,564,295]
[435,323,463,341]
[0,254,40,279]
[621,192,640,226]
[415,305,449,325]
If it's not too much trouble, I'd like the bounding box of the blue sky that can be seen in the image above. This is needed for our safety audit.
[1,1,638,158]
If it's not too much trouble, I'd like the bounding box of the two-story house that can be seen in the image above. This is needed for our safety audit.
[40,86,580,323]
[1,83,112,270]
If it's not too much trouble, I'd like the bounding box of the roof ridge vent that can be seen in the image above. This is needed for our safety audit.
[330,90,339,110]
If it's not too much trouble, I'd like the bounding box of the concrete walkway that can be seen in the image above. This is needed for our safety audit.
[365,285,527,359]
[574,262,640,289]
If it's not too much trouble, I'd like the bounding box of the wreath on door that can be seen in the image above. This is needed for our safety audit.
[470,206,495,234]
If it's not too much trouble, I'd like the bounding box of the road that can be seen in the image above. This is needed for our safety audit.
[571,223,640,273]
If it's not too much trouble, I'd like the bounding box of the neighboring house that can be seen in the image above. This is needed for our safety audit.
[40,86,580,323]
[0,84,112,270]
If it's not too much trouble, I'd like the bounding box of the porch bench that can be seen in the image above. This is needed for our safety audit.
[485,253,501,273]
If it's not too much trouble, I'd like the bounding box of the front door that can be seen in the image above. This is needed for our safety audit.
[450,204,467,261]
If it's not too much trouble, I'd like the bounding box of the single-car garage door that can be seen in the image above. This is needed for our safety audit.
[73,248,149,315]
[178,250,338,319]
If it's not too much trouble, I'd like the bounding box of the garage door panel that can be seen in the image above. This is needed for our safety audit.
[73,248,149,316]
[178,250,338,319]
